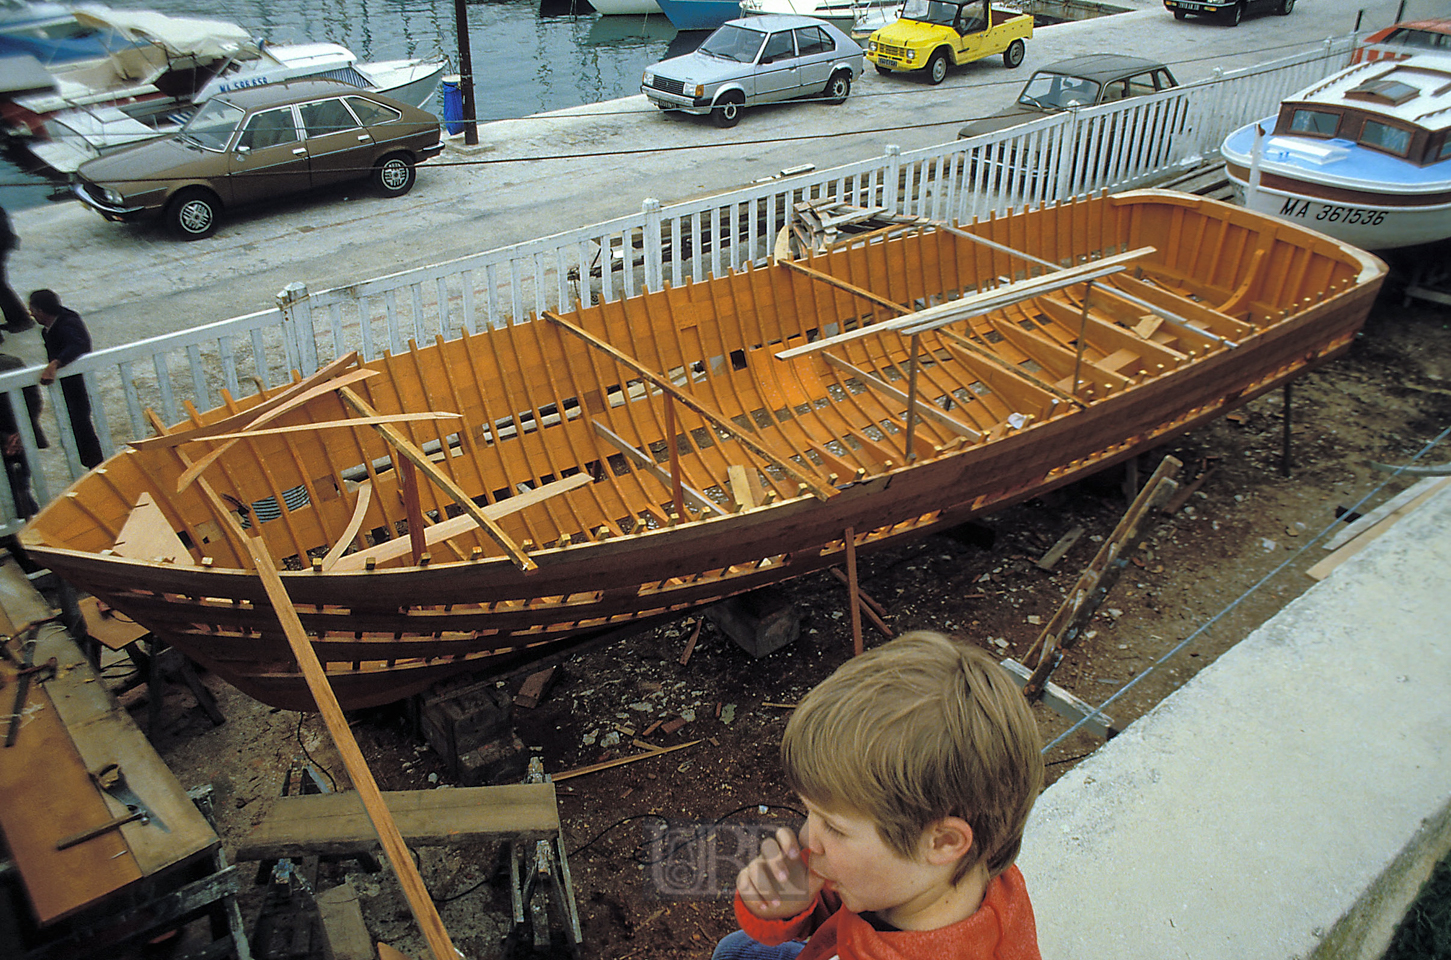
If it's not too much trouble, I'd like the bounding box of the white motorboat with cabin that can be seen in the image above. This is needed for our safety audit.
[4,5,445,173]
[589,0,664,15]
[737,0,900,36]
[1221,53,1451,250]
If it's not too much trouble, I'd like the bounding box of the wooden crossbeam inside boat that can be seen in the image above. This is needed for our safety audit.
[328,473,594,571]
[591,420,727,518]
[820,353,982,442]
[338,387,537,572]
[775,248,1155,359]
[542,310,837,502]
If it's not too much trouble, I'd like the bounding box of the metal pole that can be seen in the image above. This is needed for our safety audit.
[1281,382,1292,478]
[453,0,479,145]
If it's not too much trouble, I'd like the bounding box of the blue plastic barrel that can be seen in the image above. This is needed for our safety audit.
[441,75,464,135]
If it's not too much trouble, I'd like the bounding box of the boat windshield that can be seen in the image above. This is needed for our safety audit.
[181,99,245,150]
[1019,71,1101,110]
[901,0,968,26]
[700,25,766,63]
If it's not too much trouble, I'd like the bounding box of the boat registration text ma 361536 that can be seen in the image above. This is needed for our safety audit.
[1278,199,1387,227]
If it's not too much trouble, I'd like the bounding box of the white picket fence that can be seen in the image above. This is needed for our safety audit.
[0,35,1358,534]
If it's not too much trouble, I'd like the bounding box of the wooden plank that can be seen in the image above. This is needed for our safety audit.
[78,595,149,652]
[328,472,593,571]
[1307,478,1451,581]
[0,626,142,925]
[236,783,560,861]
[112,492,195,565]
[1322,476,1451,551]
[1035,524,1084,571]
[1000,657,1117,740]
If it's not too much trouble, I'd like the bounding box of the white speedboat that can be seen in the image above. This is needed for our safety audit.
[9,6,445,172]
[1221,53,1451,250]
[737,0,899,35]
[589,0,664,15]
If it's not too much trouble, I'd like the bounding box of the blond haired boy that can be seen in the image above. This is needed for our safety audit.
[718,630,1044,960]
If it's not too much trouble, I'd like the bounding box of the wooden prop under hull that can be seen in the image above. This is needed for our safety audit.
[22,190,1387,711]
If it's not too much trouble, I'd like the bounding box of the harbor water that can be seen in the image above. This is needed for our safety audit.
[3,0,705,209]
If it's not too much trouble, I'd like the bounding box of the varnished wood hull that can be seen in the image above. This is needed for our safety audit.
[22,191,1387,711]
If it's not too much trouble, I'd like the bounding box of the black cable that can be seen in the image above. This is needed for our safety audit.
[294,713,340,792]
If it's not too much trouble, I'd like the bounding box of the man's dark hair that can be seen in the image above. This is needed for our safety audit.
[27,289,60,316]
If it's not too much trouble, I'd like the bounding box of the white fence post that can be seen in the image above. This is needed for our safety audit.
[643,197,663,293]
[275,281,316,376]
[884,144,902,213]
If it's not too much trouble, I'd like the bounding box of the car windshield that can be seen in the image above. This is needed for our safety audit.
[1019,71,1102,110]
[901,0,969,26]
[700,25,766,63]
[182,99,246,150]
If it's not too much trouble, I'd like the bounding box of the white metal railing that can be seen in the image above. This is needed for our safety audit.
[0,35,1358,534]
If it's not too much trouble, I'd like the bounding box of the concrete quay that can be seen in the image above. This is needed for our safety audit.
[1020,480,1451,960]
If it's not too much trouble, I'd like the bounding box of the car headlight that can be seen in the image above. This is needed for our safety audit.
[867,40,877,51]
[103,187,125,205]
[905,50,915,61]
[643,70,653,85]
[690,83,703,98]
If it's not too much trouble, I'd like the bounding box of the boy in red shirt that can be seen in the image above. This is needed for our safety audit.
[720,630,1044,960]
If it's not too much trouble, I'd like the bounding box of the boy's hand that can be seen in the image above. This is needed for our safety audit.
[735,825,822,921]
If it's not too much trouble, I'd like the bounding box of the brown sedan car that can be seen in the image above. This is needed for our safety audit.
[72,79,444,240]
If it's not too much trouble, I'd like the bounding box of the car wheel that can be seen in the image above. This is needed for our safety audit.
[373,153,416,197]
[1224,2,1243,25]
[166,188,219,241]
[1276,0,1293,14]
[712,93,743,128]
[1173,8,1187,18]
[875,63,891,76]
[1003,39,1025,69]
[927,49,950,85]
[825,71,851,105]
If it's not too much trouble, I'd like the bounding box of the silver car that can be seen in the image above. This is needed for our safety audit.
[642,15,864,128]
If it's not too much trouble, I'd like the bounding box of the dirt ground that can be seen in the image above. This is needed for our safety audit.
[132,252,1451,960]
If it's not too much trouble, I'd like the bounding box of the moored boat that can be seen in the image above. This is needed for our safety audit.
[590,0,665,15]
[1221,53,1451,250]
[655,0,740,30]
[21,190,1386,712]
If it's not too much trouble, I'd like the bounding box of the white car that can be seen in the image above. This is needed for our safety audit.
[642,15,864,128]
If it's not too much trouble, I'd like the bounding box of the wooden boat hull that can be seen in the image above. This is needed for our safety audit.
[22,190,1387,711]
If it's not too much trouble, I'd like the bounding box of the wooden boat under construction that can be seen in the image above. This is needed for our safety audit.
[21,189,1386,711]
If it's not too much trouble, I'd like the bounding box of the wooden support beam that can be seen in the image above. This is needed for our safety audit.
[338,387,536,571]
[821,352,981,440]
[774,257,906,314]
[186,413,460,443]
[1000,657,1117,740]
[330,473,592,571]
[662,395,687,522]
[167,442,460,960]
[844,526,863,656]
[937,328,1086,410]
[591,421,725,518]
[543,310,835,502]
[776,248,1155,358]
[399,460,426,566]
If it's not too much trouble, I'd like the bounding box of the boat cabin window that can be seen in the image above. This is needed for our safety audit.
[1437,137,1451,162]
[794,26,834,56]
[1359,118,1413,156]
[346,96,402,127]
[1288,108,1340,136]
[1345,78,1420,106]
[1383,26,1450,50]
[299,98,359,139]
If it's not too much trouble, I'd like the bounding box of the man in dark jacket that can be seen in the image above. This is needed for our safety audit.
[0,352,46,517]
[30,289,103,469]
[0,208,33,334]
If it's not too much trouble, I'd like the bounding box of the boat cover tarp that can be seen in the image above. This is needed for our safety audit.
[71,4,254,59]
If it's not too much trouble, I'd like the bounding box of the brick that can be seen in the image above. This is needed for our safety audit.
[514,666,559,709]
[704,587,800,657]
[457,734,529,787]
